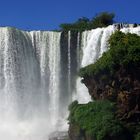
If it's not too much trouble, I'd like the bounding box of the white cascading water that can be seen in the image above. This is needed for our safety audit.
[120,26,140,35]
[0,25,140,140]
[0,27,62,140]
[76,32,81,71]
[0,27,42,140]
[68,31,71,101]
[81,25,116,67]
[30,31,61,128]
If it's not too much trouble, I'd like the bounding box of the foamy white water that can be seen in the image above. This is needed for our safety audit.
[0,27,62,140]
[68,31,71,102]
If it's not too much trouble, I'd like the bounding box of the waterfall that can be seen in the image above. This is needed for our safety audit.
[76,32,81,70]
[0,28,62,140]
[75,26,114,103]
[68,31,71,101]
[30,31,61,127]
[120,26,140,35]
[81,25,116,67]
[81,25,140,67]
[0,27,40,116]
[0,27,42,140]
[0,25,139,140]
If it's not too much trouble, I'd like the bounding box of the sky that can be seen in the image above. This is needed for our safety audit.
[0,0,139,30]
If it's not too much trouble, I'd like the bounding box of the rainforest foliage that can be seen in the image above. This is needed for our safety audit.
[68,100,125,140]
[59,12,115,31]
[79,31,140,77]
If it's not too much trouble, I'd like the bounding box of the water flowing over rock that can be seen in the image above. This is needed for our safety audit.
[0,28,62,140]
[75,25,140,103]
[0,25,139,140]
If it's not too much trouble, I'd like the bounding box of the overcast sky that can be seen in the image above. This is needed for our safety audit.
[0,0,139,30]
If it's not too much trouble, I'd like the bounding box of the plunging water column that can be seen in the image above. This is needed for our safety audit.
[0,27,62,140]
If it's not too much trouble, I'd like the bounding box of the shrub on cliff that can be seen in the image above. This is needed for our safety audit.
[68,100,125,140]
[60,12,115,31]
[79,31,140,77]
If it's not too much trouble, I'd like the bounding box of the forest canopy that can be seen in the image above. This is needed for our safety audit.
[59,12,115,31]
[79,31,140,77]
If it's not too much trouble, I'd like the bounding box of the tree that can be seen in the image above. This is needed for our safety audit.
[59,12,115,31]
[91,12,115,28]
[79,31,140,77]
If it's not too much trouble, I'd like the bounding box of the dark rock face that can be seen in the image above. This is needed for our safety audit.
[57,31,82,140]
[82,66,140,122]
[68,124,86,140]
[59,31,79,115]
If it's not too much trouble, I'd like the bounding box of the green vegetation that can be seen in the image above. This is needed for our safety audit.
[60,12,115,31]
[79,31,140,77]
[68,100,125,140]
[135,132,140,140]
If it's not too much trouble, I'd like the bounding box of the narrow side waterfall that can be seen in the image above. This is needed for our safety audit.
[68,31,71,101]
[76,32,81,71]
[72,31,90,103]
[81,25,116,67]
[0,25,139,140]
[75,26,116,103]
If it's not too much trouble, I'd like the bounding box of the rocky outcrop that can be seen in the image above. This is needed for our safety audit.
[81,65,140,122]
[68,65,140,140]
[60,31,79,111]
[68,124,86,140]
